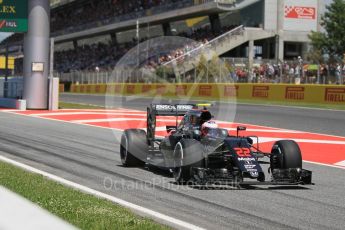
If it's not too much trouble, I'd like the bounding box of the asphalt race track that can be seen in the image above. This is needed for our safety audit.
[0,94,345,229]
[61,93,345,137]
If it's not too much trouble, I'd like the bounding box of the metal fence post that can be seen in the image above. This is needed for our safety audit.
[317,63,320,84]
[326,64,329,84]
[278,63,284,84]
[340,65,345,85]
[219,62,223,82]
[193,64,197,83]
[206,61,209,83]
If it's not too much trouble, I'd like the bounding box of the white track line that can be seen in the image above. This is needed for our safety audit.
[4,111,128,133]
[30,112,145,116]
[74,118,144,123]
[0,155,205,230]
[334,160,345,167]
[224,128,302,133]
[234,121,345,140]
[257,137,345,145]
[74,118,176,123]
[303,160,345,170]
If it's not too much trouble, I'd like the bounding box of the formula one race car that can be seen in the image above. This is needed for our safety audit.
[120,104,312,186]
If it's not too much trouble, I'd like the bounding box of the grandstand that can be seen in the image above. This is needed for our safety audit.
[0,0,326,83]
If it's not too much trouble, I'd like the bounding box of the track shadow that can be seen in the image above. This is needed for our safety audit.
[118,164,312,190]
[145,164,173,178]
[117,164,174,177]
[166,181,312,190]
[239,184,311,190]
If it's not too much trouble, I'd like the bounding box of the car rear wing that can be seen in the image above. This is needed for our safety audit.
[150,104,195,116]
[147,104,195,147]
[147,103,213,147]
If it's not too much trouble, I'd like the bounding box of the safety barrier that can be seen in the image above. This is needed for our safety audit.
[70,83,345,105]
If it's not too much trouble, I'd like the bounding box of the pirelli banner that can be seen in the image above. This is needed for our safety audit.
[70,84,345,105]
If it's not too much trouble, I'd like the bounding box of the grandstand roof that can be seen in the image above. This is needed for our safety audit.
[50,0,78,9]
[54,0,259,44]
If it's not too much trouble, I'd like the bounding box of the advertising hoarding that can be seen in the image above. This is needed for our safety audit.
[283,0,318,31]
[0,0,28,32]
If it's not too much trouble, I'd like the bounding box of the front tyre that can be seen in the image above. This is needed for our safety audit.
[120,129,148,167]
[173,139,204,184]
[270,140,302,170]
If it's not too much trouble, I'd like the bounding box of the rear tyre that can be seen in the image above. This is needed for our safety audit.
[173,139,204,184]
[120,129,147,167]
[270,140,302,169]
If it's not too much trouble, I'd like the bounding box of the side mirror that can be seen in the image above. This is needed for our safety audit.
[193,130,201,136]
[166,126,176,133]
[217,128,229,138]
[237,126,247,137]
[247,137,253,145]
[237,126,246,131]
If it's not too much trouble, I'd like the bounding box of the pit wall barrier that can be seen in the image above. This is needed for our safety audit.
[69,83,345,104]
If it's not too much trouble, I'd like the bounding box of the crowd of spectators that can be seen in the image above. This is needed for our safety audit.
[227,61,345,84]
[55,41,125,73]
[8,23,239,75]
[157,26,236,64]
[53,25,237,73]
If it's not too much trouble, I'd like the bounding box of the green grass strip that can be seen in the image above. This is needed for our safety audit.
[0,161,169,230]
[59,102,105,109]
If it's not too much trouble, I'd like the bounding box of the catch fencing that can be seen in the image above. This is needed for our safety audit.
[56,58,345,85]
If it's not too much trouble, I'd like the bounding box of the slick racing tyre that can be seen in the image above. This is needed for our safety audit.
[120,129,148,167]
[270,140,302,169]
[173,139,204,184]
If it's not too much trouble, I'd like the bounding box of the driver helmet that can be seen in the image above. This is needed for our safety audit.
[201,120,218,137]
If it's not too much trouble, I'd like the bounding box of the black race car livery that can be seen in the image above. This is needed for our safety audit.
[120,104,312,187]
